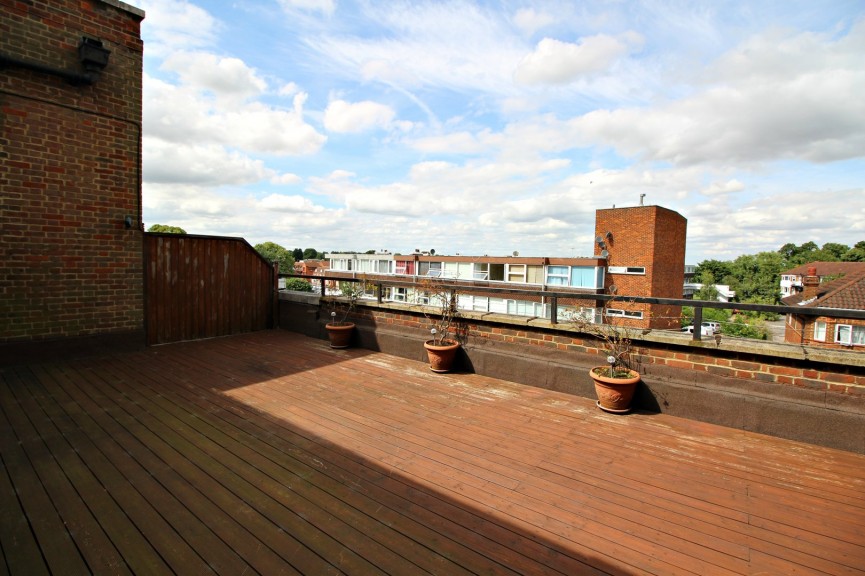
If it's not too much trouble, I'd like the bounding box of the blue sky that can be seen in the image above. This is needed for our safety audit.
[137,0,865,264]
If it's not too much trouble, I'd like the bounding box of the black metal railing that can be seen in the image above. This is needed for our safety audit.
[281,273,865,342]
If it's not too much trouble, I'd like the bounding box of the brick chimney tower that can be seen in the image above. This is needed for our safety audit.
[802,266,820,299]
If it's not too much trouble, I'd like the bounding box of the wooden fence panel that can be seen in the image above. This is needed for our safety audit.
[144,234,275,345]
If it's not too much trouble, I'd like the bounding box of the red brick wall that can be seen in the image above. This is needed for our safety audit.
[0,0,145,344]
[797,315,865,351]
[595,206,686,330]
[360,306,865,396]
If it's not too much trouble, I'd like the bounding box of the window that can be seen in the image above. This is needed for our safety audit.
[395,260,414,275]
[606,308,644,319]
[545,266,569,286]
[507,264,526,283]
[469,296,489,312]
[418,262,442,277]
[527,265,544,284]
[507,300,543,317]
[443,262,459,278]
[835,324,865,346]
[330,258,352,271]
[391,287,407,302]
[544,265,603,288]
[608,266,645,275]
[561,307,599,324]
[813,320,826,341]
[570,266,603,289]
[375,259,391,273]
[473,263,489,280]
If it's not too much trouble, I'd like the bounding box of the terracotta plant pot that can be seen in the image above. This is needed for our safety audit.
[589,366,641,413]
[325,322,355,349]
[424,339,460,373]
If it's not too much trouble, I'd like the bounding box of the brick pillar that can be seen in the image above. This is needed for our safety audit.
[594,205,687,329]
[0,0,146,352]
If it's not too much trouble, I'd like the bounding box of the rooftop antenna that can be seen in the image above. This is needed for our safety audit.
[639,193,646,206]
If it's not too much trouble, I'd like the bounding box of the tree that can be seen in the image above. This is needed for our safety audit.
[726,251,784,303]
[284,278,313,292]
[843,241,865,262]
[254,242,294,273]
[694,260,731,286]
[778,241,818,266]
[694,283,720,302]
[303,248,320,260]
[818,242,849,261]
[292,248,304,261]
[147,224,186,234]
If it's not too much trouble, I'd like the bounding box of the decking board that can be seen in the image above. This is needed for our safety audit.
[2,330,865,575]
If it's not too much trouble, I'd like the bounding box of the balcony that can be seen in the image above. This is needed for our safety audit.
[2,330,864,574]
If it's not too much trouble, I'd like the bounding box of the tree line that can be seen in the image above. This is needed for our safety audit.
[694,240,865,305]
[683,240,865,340]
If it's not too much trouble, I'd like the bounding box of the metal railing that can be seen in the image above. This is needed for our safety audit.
[281,273,865,342]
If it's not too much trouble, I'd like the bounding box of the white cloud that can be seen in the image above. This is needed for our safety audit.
[259,194,326,213]
[278,82,300,97]
[562,23,865,166]
[514,34,641,85]
[144,75,326,156]
[138,1,865,263]
[512,8,555,37]
[307,3,526,95]
[270,173,302,185]
[161,52,268,104]
[138,0,220,57]
[143,138,274,185]
[408,131,489,154]
[323,100,395,133]
[277,0,335,16]
[702,179,745,196]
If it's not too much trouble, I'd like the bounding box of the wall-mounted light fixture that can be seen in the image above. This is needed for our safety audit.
[78,37,111,83]
[0,36,110,85]
[124,215,134,229]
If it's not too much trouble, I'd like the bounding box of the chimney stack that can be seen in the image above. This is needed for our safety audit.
[802,266,820,299]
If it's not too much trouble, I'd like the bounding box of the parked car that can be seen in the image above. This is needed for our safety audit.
[682,322,721,336]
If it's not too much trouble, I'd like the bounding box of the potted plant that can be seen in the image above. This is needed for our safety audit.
[325,280,364,349]
[570,295,641,413]
[418,277,462,372]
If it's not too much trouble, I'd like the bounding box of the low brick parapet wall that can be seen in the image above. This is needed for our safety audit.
[279,292,865,453]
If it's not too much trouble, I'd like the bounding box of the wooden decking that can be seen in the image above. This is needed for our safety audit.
[2,330,864,575]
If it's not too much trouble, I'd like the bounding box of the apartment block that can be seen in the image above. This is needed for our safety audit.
[326,205,687,329]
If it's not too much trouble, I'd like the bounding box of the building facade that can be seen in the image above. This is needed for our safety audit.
[780,262,865,297]
[595,205,687,329]
[326,205,687,329]
[783,267,865,350]
[1,0,146,351]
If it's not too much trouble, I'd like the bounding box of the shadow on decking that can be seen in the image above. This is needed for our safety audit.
[2,330,864,575]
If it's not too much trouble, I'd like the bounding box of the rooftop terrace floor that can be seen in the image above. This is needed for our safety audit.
[2,330,864,575]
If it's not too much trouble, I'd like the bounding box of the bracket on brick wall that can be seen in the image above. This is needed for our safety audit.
[0,37,111,86]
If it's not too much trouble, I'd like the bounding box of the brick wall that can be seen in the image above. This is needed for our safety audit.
[356,305,865,396]
[796,315,865,351]
[0,0,145,346]
[595,205,687,330]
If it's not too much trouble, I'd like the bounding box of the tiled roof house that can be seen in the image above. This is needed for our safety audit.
[782,266,865,349]
[780,262,865,297]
